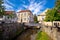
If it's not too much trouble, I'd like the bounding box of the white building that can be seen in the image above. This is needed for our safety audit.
[4,11,17,23]
[0,18,3,22]
[17,10,34,23]
[37,9,49,23]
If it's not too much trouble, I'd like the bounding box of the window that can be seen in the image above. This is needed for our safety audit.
[28,18,29,20]
[24,13,26,16]
[24,18,26,21]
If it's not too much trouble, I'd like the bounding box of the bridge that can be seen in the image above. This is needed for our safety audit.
[23,23,41,29]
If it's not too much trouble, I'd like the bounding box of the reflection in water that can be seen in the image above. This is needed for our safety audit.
[16,29,39,40]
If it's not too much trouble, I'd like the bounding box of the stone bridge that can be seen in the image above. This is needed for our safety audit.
[23,23,41,29]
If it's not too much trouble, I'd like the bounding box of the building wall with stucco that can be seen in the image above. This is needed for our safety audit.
[17,10,34,23]
[37,9,49,23]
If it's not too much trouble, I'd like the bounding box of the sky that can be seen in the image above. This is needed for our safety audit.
[4,0,56,15]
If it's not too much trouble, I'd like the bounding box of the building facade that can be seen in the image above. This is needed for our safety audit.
[37,9,49,23]
[4,11,17,23]
[17,10,34,23]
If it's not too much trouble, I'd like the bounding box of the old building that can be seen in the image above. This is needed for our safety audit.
[37,9,49,23]
[17,10,34,23]
[4,11,17,23]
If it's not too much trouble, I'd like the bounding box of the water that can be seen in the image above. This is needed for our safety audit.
[15,29,39,40]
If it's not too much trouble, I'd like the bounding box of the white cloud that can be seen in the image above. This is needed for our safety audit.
[4,0,15,11]
[5,0,15,7]
[21,0,46,14]
[4,0,47,14]
[4,4,14,11]
[33,6,43,14]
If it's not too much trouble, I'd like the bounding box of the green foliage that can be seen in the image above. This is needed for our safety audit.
[55,0,60,9]
[36,31,51,40]
[0,0,5,17]
[45,0,60,22]
[34,14,38,23]
[8,13,15,18]
[45,8,58,22]
[55,0,60,14]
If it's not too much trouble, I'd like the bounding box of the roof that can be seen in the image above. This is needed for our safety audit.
[17,10,33,15]
[5,11,15,15]
[18,10,32,13]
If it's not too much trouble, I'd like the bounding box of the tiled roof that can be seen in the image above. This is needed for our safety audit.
[17,10,33,15]
[5,11,14,15]
[18,10,32,13]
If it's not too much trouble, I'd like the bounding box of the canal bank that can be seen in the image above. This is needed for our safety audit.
[14,28,53,40]
[0,23,25,40]
[15,28,40,40]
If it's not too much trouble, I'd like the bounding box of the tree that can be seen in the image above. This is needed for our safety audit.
[45,8,58,22]
[0,0,4,39]
[54,0,60,21]
[44,9,51,21]
[0,0,5,17]
[55,0,60,13]
[45,0,60,22]
[55,0,60,9]
[34,14,38,23]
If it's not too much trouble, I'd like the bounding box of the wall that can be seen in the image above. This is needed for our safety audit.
[43,22,52,26]
[0,23,24,40]
[42,21,60,40]
[17,12,34,23]
[53,21,60,27]
[37,15,45,22]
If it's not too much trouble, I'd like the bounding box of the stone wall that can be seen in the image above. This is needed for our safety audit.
[0,23,24,40]
[53,21,60,27]
[43,22,52,26]
[43,21,60,27]
[42,24,60,40]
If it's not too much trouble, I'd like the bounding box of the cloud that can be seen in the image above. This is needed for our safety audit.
[4,0,47,15]
[33,6,43,14]
[6,0,15,7]
[4,0,15,11]
[4,4,14,11]
[21,0,46,14]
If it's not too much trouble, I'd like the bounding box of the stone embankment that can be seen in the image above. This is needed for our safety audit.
[41,24,60,40]
[0,23,24,40]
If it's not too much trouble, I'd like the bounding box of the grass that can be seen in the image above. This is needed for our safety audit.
[36,31,51,40]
